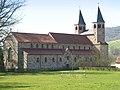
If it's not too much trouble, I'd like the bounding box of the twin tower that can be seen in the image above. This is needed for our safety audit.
[74,6,105,44]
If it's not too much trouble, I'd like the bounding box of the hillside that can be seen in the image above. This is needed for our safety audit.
[108,39,120,60]
[108,39,120,50]
[105,26,120,42]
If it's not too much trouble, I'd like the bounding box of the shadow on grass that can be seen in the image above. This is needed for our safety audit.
[0,82,30,89]
[0,70,113,76]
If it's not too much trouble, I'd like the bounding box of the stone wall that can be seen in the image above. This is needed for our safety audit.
[3,34,18,70]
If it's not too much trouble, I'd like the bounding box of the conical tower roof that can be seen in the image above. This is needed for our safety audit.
[78,10,86,25]
[97,6,105,23]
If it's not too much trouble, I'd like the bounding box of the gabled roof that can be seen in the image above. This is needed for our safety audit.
[49,32,93,45]
[97,6,105,23]
[24,49,64,55]
[12,32,57,43]
[78,10,86,25]
[12,32,93,45]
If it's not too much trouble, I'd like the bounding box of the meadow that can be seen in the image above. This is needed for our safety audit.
[0,70,120,90]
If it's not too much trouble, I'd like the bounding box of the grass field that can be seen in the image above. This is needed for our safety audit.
[0,70,120,90]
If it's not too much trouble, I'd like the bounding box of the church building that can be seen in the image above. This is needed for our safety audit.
[3,6,108,70]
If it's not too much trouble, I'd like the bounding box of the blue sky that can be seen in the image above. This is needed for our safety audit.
[14,0,120,34]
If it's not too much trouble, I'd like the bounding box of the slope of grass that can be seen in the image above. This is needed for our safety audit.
[108,39,120,50]
[0,70,120,90]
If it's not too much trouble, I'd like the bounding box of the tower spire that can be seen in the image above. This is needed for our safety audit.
[97,6,105,22]
[78,9,86,25]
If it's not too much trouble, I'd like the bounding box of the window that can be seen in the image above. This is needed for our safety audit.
[75,26,77,30]
[37,57,39,62]
[74,57,77,62]
[31,43,33,48]
[36,44,39,48]
[83,26,85,30]
[52,58,55,62]
[79,26,82,30]
[68,46,70,49]
[84,46,85,50]
[73,46,75,49]
[8,47,12,62]
[102,24,104,28]
[46,44,48,48]
[45,57,47,62]
[67,56,69,60]
[89,47,91,50]
[94,24,96,28]
[63,45,64,49]
[41,44,43,48]
[51,45,54,49]
[79,46,81,50]
[98,24,101,28]
[59,58,62,62]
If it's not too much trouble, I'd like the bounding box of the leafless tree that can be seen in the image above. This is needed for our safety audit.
[0,0,25,45]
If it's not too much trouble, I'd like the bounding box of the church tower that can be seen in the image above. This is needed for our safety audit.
[75,10,86,34]
[93,6,108,62]
[93,6,105,44]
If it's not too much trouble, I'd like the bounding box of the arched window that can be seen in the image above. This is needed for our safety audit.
[102,24,104,28]
[83,26,85,30]
[74,57,77,62]
[45,57,47,62]
[63,45,64,49]
[79,26,82,30]
[36,44,39,48]
[89,47,91,50]
[37,57,39,62]
[84,46,86,50]
[67,56,69,60]
[31,43,33,48]
[59,58,62,62]
[75,26,77,30]
[52,58,55,62]
[73,46,75,49]
[8,47,12,62]
[68,46,70,49]
[41,44,43,48]
[98,24,101,28]
[51,45,54,49]
[94,24,96,28]
[46,44,49,48]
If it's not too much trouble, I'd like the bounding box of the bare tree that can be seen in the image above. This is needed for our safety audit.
[0,0,25,45]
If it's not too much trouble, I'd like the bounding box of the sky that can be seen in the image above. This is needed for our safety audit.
[14,0,120,34]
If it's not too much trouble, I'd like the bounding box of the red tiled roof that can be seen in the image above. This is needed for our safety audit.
[71,50,95,55]
[12,32,57,43]
[23,48,64,55]
[12,32,93,45]
[115,60,120,64]
[49,32,93,45]
[23,48,95,55]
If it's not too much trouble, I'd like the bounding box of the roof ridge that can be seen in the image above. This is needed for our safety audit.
[12,32,48,35]
[49,32,87,36]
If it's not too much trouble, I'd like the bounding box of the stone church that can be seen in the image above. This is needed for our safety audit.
[4,6,108,70]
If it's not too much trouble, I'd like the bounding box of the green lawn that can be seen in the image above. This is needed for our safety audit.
[0,70,120,90]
